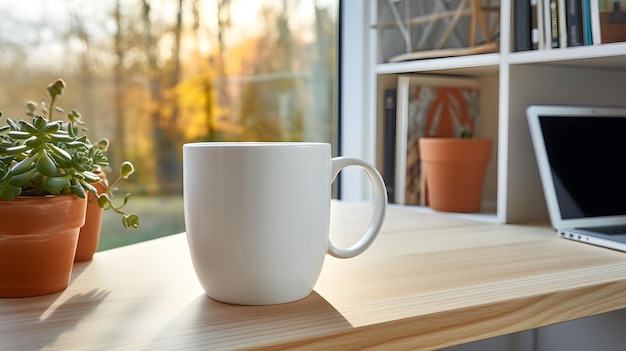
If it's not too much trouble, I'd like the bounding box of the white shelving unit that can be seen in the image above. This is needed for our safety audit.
[368,0,626,223]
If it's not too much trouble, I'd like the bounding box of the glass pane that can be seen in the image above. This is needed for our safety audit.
[0,0,338,250]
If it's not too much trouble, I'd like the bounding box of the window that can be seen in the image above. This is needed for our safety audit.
[0,0,339,250]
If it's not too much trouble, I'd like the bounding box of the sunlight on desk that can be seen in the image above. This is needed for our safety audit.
[1,202,625,350]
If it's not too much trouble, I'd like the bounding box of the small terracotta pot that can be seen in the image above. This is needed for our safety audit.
[75,172,108,262]
[0,195,87,297]
[419,138,492,213]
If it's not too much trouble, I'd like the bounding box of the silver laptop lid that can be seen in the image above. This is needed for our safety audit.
[527,105,626,230]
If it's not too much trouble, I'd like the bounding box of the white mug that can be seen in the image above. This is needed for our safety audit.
[183,142,387,305]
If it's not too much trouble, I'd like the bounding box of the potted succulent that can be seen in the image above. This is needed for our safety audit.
[0,79,138,297]
[419,128,492,213]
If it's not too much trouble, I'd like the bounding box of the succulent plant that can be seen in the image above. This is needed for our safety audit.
[0,79,139,229]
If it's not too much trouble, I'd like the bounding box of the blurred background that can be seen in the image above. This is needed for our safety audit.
[0,0,339,250]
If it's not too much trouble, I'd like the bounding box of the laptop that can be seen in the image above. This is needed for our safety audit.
[526,105,626,252]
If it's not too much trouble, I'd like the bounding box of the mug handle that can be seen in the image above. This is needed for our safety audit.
[328,157,388,259]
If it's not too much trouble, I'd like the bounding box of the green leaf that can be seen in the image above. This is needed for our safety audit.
[41,175,71,194]
[7,131,31,139]
[48,133,73,142]
[40,121,61,133]
[97,194,112,210]
[122,213,140,229]
[47,143,72,163]
[9,167,37,187]
[81,171,102,183]
[0,155,15,164]
[68,109,84,125]
[36,151,58,176]
[0,183,21,200]
[120,161,135,179]
[94,138,109,151]
[72,183,86,199]
[33,115,48,130]
[25,136,43,148]
[47,149,73,168]
[67,123,77,138]
[10,153,36,174]
[122,193,131,207]
[65,140,87,148]
[18,120,40,134]
[6,118,20,130]
[78,178,98,193]
[3,144,28,155]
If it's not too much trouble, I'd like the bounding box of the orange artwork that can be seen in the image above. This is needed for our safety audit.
[404,83,480,205]
[413,86,480,138]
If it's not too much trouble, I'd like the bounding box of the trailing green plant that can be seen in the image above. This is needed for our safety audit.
[0,79,139,229]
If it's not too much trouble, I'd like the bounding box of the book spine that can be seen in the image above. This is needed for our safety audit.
[550,0,561,47]
[383,88,397,204]
[531,0,540,49]
[590,0,602,44]
[515,0,533,51]
[542,0,552,48]
[566,0,584,46]
[582,0,594,44]
[558,0,568,47]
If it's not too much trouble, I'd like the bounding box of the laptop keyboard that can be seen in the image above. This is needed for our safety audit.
[578,225,626,235]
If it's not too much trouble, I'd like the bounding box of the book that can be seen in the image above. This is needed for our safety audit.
[545,0,561,48]
[515,0,533,51]
[582,0,594,45]
[383,88,397,203]
[538,0,547,49]
[394,75,480,206]
[590,0,602,43]
[558,0,568,47]
[531,0,540,49]
[565,0,584,46]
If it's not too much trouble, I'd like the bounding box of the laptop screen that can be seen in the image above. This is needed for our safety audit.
[538,115,626,220]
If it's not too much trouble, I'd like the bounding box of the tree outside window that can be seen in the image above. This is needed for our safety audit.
[0,0,338,249]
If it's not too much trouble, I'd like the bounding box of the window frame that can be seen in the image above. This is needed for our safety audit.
[339,1,376,201]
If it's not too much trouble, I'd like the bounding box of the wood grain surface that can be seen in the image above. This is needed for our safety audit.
[1,201,625,350]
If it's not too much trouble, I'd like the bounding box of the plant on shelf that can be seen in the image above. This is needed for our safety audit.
[0,79,139,297]
[419,120,492,214]
[458,127,473,139]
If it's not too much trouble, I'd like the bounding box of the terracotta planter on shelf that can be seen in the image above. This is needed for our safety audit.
[0,195,87,297]
[75,172,108,262]
[419,138,492,213]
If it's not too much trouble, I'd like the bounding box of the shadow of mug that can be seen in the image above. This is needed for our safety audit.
[149,291,353,349]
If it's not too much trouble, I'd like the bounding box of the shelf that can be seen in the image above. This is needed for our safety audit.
[508,42,626,70]
[388,204,501,223]
[376,42,626,75]
[368,0,626,224]
[376,52,500,76]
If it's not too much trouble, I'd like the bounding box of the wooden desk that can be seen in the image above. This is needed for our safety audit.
[2,202,625,350]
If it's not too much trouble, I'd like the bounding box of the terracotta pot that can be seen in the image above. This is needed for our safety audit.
[0,195,87,297]
[419,138,492,213]
[75,172,108,262]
